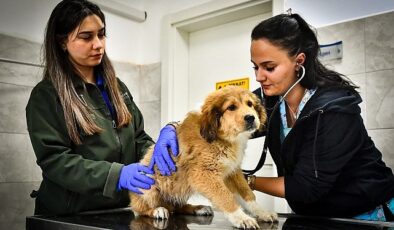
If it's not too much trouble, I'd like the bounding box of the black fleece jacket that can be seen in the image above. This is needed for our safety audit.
[253,86,394,217]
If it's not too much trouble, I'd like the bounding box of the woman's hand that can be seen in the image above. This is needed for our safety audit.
[117,163,155,194]
[149,125,179,175]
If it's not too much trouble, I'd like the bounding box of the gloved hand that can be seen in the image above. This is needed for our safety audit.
[117,163,155,194]
[149,125,179,176]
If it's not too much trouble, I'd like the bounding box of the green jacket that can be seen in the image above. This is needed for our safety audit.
[26,76,154,215]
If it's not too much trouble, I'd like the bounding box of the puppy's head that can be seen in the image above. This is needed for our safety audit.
[200,86,266,143]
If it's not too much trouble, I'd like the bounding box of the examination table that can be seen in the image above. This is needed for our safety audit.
[26,207,394,229]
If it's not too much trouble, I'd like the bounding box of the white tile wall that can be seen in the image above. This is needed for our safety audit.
[369,129,394,170]
[365,12,394,72]
[317,19,365,75]
[0,84,32,134]
[366,69,394,129]
[112,61,141,102]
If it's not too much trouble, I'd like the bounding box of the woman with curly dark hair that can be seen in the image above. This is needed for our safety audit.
[245,13,394,221]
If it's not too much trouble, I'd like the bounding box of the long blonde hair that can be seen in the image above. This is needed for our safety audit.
[43,0,131,144]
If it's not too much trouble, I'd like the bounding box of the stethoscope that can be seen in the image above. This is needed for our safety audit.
[243,64,305,176]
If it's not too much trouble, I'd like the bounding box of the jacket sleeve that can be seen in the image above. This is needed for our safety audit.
[26,85,122,198]
[284,111,365,203]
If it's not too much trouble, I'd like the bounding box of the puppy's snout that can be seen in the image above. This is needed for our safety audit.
[244,115,255,124]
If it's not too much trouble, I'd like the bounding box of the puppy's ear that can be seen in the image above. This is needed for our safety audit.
[252,93,267,132]
[200,106,221,143]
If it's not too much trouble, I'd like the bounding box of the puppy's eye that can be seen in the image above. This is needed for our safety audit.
[227,104,237,111]
[247,101,253,107]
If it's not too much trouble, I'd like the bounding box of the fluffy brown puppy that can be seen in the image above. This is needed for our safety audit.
[129,86,277,229]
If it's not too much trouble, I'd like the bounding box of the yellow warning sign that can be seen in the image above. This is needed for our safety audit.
[216,77,249,90]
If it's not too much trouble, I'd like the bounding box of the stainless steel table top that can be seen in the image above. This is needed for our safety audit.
[26,208,394,230]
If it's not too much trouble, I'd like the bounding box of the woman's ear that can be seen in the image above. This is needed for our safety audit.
[295,52,306,70]
[59,37,68,51]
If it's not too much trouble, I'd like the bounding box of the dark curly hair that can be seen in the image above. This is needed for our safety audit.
[251,13,357,91]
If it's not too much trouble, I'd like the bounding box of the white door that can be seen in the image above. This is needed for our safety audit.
[186,13,289,213]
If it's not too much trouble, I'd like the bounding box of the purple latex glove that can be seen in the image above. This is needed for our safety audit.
[149,125,179,176]
[117,163,155,194]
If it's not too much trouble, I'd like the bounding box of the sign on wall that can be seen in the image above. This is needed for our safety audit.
[319,41,343,61]
[216,77,249,90]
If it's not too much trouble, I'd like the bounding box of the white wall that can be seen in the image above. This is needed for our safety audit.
[127,0,394,63]
[1,0,393,64]
[0,0,57,44]
[137,0,212,64]
[0,0,210,64]
[286,0,394,28]
[0,0,147,63]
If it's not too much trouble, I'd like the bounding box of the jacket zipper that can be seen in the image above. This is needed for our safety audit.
[94,85,123,161]
[279,95,355,178]
[281,107,325,179]
[312,109,324,179]
[103,89,122,161]
[104,100,122,161]
[113,122,122,162]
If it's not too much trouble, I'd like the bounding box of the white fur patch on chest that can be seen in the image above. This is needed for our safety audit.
[220,133,250,175]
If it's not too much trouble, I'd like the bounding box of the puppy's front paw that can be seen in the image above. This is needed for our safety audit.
[194,205,214,216]
[153,207,169,219]
[225,208,259,229]
[245,201,277,222]
[254,210,278,223]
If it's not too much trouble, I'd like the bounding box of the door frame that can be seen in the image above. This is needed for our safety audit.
[161,0,285,123]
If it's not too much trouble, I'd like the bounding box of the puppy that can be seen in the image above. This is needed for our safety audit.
[129,86,277,229]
